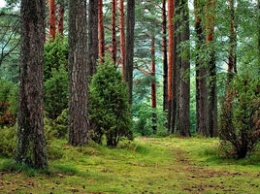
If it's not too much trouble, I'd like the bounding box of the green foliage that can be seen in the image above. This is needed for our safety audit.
[44,36,68,119]
[219,74,260,159]
[44,67,68,119]
[0,79,17,127]
[133,104,167,137]
[0,125,17,157]
[89,58,133,146]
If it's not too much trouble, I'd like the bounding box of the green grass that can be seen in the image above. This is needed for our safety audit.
[0,137,260,193]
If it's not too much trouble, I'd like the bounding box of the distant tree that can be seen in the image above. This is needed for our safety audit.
[111,0,117,63]
[162,0,168,111]
[125,0,135,105]
[120,0,126,79]
[49,0,56,40]
[16,0,47,168]
[98,0,105,63]
[57,0,65,35]
[68,0,89,145]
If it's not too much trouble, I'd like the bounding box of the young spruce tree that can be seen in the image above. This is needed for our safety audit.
[89,58,133,146]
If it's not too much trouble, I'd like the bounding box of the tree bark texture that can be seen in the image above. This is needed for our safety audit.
[17,0,47,168]
[194,0,209,136]
[178,0,191,136]
[162,0,168,112]
[227,0,237,84]
[49,0,56,40]
[68,0,89,146]
[125,0,135,105]
[206,0,218,137]
[151,35,157,133]
[88,0,99,76]
[98,0,105,63]
[57,0,65,35]
[167,0,175,134]
[112,0,117,63]
[120,0,126,80]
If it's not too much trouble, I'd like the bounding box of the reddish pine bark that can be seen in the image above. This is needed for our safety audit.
[120,0,126,80]
[49,0,56,40]
[112,0,117,63]
[57,0,64,35]
[162,0,168,111]
[167,0,175,133]
[98,0,105,63]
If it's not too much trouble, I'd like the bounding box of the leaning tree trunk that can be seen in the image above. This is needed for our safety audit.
[49,0,56,40]
[194,0,209,136]
[68,0,89,146]
[206,0,218,137]
[17,0,47,168]
[120,0,126,80]
[162,0,168,112]
[125,0,135,105]
[167,0,175,134]
[88,0,99,76]
[178,0,191,137]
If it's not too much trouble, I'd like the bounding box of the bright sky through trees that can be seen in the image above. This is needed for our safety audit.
[0,0,5,8]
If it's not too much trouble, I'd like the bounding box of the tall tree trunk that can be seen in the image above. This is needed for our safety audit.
[162,0,168,112]
[120,0,126,80]
[194,0,209,136]
[178,0,191,136]
[68,0,89,146]
[17,0,47,168]
[98,0,105,63]
[206,0,217,137]
[88,0,99,76]
[167,0,175,134]
[258,0,260,69]
[227,0,237,84]
[151,35,157,133]
[112,0,117,63]
[49,0,56,40]
[57,0,65,35]
[258,0,260,68]
[125,0,135,105]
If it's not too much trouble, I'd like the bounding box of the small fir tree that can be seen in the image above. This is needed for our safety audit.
[89,58,133,146]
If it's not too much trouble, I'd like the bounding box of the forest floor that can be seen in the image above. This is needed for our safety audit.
[0,137,260,194]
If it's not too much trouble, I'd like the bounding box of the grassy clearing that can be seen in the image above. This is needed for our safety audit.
[0,137,260,193]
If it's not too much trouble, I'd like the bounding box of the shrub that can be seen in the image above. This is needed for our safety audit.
[44,67,68,119]
[89,58,133,146]
[219,74,260,159]
[0,125,17,157]
[44,36,68,119]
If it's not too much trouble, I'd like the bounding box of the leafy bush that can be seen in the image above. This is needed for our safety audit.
[89,59,133,146]
[219,74,260,159]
